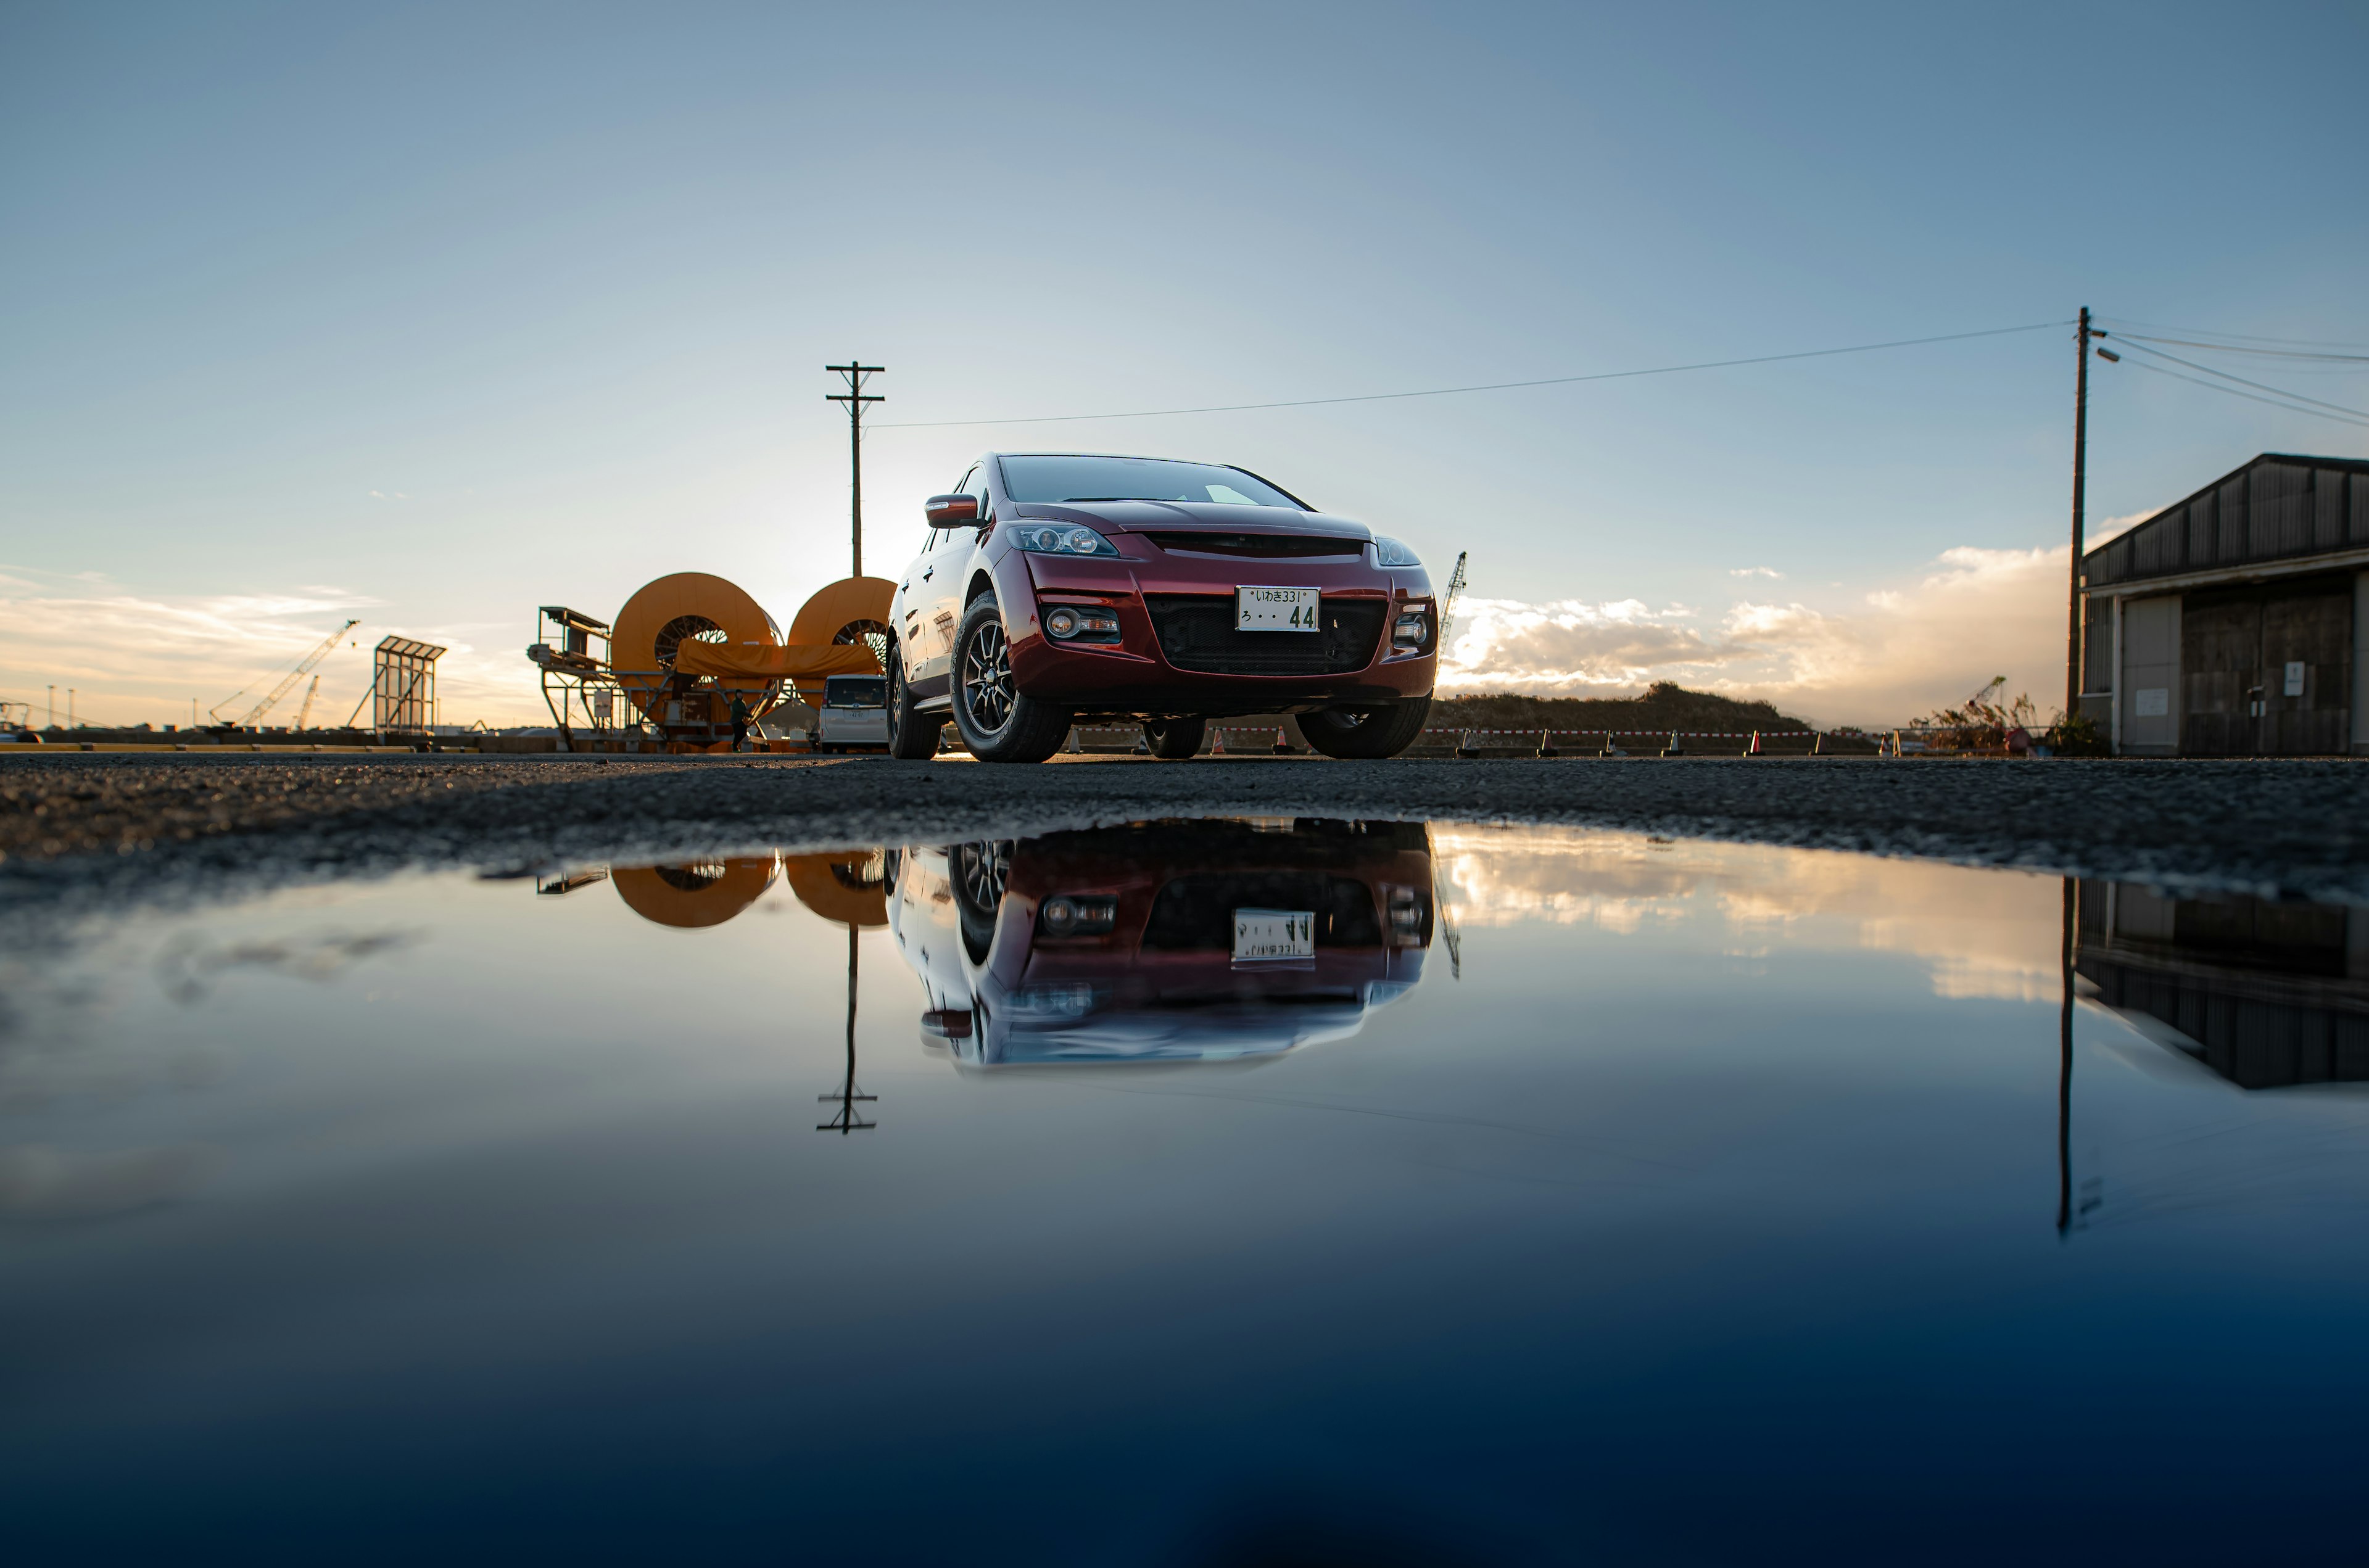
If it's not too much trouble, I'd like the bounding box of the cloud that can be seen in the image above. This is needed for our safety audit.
[1729,566,1784,579]
[1441,543,2070,728]
[0,572,558,729]
[368,490,410,501]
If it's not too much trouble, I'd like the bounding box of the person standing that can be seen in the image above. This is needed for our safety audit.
[728,693,752,753]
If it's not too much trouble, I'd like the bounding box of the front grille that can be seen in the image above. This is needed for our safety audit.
[1142,873,1381,951]
[1144,532,1366,559]
[1144,595,1386,675]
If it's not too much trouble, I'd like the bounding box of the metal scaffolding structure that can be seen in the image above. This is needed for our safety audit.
[371,636,444,734]
[527,606,622,746]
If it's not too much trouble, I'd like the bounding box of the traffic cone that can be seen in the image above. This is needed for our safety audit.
[1536,729,1559,758]
[1597,731,1626,757]
[1212,728,1226,755]
[1660,730,1685,757]
[1811,731,1826,756]
[1273,727,1291,754]
[1066,727,1083,754]
[1747,729,1763,756]
[1455,728,1481,759]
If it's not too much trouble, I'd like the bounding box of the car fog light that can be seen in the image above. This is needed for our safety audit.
[1392,611,1429,646]
[1038,893,1117,936]
[1046,608,1080,638]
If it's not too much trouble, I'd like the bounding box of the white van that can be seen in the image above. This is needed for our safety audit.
[812,674,891,752]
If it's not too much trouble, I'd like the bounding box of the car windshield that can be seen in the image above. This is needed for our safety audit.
[998,455,1302,509]
[825,677,886,708]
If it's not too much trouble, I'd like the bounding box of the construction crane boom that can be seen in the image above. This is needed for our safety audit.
[1439,551,1468,648]
[212,620,358,728]
[295,674,321,730]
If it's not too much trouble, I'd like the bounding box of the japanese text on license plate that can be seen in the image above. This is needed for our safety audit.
[1233,908,1316,963]
[1237,587,1320,632]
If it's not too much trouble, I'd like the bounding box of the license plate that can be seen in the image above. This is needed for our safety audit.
[1233,908,1315,963]
[1236,586,1320,632]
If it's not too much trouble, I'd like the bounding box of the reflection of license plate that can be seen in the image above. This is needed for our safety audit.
[1236,586,1320,632]
[1233,908,1315,962]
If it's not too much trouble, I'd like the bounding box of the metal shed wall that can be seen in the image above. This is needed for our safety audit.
[2085,455,2369,591]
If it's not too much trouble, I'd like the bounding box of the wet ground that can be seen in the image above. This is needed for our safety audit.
[4,811,2367,1563]
[6,753,2369,905]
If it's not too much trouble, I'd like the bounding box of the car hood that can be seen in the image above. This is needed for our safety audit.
[1011,500,1374,542]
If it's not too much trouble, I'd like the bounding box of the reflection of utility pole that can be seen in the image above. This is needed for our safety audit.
[818,923,877,1134]
[825,361,883,579]
[2057,876,2074,1236]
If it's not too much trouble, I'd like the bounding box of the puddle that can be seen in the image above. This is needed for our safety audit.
[3,819,2367,1561]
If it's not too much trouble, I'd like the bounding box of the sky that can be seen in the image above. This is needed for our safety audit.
[2,1,2363,731]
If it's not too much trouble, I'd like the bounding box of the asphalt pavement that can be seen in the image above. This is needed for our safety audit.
[3,751,2365,917]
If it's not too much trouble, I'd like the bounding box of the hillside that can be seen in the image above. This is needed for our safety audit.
[1432,682,1817,735]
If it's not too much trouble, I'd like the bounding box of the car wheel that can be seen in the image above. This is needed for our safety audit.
[1298,696,1433,759]
[951,595,1072,764]
[885,635,940,760]
[953,839,1011,963]
[1141,717,1205,760]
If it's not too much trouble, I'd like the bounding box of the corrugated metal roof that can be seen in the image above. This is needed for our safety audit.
[2083,453,2369,591]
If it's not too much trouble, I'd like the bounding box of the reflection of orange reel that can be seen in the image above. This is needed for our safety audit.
[611,859,776,928]
[782,851,889,928]
[612,572,783,727]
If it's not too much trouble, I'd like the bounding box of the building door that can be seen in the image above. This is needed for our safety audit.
[2181,579,2355,756]
[2181,593,2258,756]
[2262,590,2352,754]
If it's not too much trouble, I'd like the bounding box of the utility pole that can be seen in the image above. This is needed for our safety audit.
[817,923,877,1134]
[826,361,884,578]
[2067,307,2093,722]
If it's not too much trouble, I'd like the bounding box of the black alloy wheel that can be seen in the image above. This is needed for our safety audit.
[1298,696,1433,759]
[884,634,939,759]
[950,596,1072,764]
[1141,717,1206,760]
[953,839,1012,963]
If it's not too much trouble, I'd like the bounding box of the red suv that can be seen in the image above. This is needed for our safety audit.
[884,453,1438,764]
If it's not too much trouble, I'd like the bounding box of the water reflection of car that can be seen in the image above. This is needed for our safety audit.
[811,674,891,753]
[887,819,1434,1067]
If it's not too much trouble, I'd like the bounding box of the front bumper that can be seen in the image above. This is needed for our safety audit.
[998,549,1437,717]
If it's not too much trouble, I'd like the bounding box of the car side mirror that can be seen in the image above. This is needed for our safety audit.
[925,493,981,529]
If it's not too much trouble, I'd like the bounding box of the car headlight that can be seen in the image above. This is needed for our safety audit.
[1372,536,1421,567]
[1011,523,1121,557]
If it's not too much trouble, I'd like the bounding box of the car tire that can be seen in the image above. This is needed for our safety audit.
[1141,717,1205,760]
[1298,696,1433,759]
[884,635,940,760]
[951,595,1072,764]
[953,839,1011,964]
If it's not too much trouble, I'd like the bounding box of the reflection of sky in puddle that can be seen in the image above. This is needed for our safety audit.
[4,821,2368,1561]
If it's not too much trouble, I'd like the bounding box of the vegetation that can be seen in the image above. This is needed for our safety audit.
[1432,681,1816,736]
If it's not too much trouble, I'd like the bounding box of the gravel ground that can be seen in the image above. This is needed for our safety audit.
[3,751,2366,917]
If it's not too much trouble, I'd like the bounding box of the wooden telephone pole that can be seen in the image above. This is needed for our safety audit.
[2067,308,2094,720]
[826,361,883,577]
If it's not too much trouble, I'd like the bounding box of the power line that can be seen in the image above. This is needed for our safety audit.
[2110,339,2369,421]
[2095,316,2369,352]
[2111,332,2369,364]
[875,321,2070,429]
[2114,355,2369,429]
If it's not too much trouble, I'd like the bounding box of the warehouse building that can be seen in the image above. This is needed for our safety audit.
[2079,453,2369,756]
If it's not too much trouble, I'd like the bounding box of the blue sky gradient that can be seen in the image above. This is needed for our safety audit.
[4,2,2363,727]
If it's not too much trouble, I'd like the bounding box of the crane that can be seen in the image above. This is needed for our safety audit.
[1439,551,1468,649]
[295,674,321,730]
[211,621,358,729]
